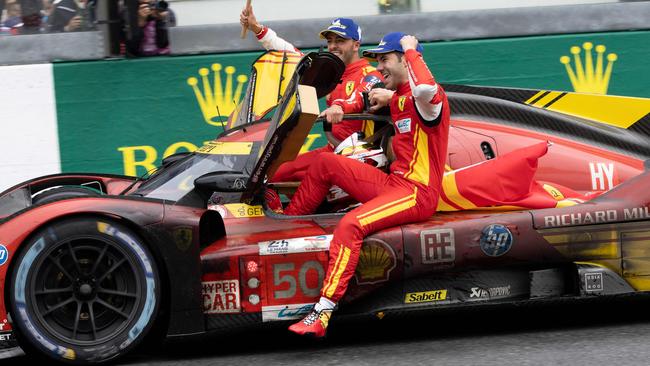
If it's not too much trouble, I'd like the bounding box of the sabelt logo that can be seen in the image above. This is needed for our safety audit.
[404,289,447,304]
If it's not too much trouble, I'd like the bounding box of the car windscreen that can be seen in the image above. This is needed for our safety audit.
[132,141,259,201]
[224,51,301,132]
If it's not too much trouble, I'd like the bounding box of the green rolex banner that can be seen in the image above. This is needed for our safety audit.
[2,30,650,192]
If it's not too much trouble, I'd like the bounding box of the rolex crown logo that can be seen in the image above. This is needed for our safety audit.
[187,64,248,126]
[560,42,617,94]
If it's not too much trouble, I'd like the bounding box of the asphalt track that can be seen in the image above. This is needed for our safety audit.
[7,296,650,365]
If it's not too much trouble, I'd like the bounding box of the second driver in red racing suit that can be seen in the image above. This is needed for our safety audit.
[284,32,450,338]
[240,7,383,182]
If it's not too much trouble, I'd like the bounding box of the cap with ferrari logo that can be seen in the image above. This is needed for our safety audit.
[319,18,362,42]
[363,31,424,60]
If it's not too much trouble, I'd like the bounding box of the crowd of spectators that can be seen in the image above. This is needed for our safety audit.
[121,0,176,56]
[0,0,96,35]
[0,0,176,57]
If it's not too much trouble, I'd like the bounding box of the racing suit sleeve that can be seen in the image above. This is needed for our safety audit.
[255,26,301,53]
[331,69,384,114]
[404,49,444,126]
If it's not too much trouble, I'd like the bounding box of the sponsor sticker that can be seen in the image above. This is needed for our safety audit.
[355,239,396,285]
[0,244,7,266]
[0,332,14,342]
[396,118,412,134]
[469,285,511,299]
[420,229,455,264]
[226,204,264,218]
[262,303,313,322]
[202,280,241,314]
[589,162,615,191]
[196,141,253,155]
[363,75,381,85]
[544,206,650,228]
[480,224,513,257]
[404,289,447,304]
[259,235,332,256]
[543,209,618,227]
[0,318,8,331]
[585,273,603,292]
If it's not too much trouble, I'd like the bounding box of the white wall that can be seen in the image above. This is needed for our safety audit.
[168,0,619,26]
[0,64,60,192]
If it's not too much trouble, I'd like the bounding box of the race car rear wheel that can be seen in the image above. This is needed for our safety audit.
[9,217,160,364]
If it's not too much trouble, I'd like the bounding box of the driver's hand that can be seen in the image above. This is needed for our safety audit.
[368,88,394,112]
[240,4,262,34]
[400,35,419,51]
[319,105,344,124]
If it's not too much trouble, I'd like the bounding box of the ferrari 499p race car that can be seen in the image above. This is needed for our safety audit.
[1,50,650,364]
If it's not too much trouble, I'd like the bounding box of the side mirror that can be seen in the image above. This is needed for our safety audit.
[194,172,249,193]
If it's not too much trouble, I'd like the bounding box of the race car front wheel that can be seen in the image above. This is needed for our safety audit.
[9,217,160,364]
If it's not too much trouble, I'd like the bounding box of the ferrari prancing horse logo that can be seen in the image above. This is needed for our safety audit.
[345,81,355,96]
[398,96,407,111]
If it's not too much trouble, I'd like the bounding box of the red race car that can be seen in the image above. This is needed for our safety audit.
[0,51,649,364]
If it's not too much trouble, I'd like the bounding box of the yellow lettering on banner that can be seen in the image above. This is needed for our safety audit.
[118,145,157,176]
[299,134,322,154]
[163,141,198,158]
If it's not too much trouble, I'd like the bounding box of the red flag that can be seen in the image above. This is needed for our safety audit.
[438,142,588,211]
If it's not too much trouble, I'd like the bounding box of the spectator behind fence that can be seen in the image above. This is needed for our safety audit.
[40,0,53,27]
[18,0,41,33]
[48,0,95,32]
[123,0,171,56]
[3,1,22,28]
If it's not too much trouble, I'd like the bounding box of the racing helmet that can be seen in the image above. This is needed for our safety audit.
[334,132,388,168]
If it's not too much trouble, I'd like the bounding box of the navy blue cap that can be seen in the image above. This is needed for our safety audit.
[362,32,423,60]
[319,18,361,42]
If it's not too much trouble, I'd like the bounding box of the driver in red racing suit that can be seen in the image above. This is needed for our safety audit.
[240,7,383,183]
[284,33,450,338]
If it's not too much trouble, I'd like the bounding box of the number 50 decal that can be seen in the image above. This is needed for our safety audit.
[273,261,325,300]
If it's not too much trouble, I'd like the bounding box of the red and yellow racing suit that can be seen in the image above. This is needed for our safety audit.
[285,49,450,302]
[255,26,383,182]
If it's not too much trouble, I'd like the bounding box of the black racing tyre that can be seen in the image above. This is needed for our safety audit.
[9,218,160,364]
[32,186,101,205]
